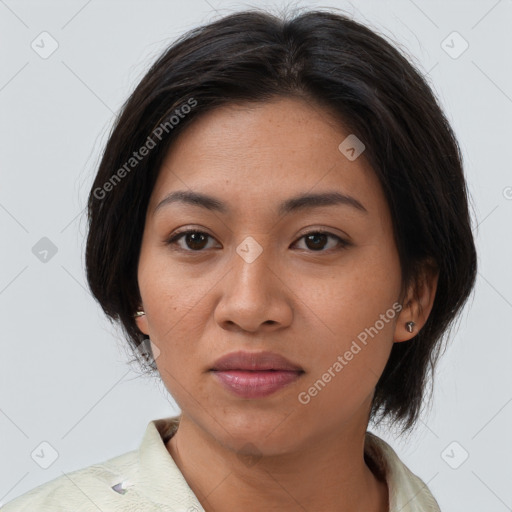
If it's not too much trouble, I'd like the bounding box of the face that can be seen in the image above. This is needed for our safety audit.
[136,96,418,455]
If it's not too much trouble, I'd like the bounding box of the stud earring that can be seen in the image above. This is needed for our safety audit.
[405,321,415,333]
[134,310,145,318]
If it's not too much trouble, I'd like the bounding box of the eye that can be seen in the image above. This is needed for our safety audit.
[165,230,220,251]
[165,229,350,253]
[293,230,350,252]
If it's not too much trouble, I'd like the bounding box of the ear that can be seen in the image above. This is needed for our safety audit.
[134,307,150,336]
[394,258,439,342]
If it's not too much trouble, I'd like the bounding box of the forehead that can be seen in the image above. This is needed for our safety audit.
[149,97,385,218]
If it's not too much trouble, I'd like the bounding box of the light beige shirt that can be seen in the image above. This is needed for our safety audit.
[1,416,441,511]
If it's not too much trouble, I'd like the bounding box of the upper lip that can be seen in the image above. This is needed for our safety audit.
[210,350,304,372]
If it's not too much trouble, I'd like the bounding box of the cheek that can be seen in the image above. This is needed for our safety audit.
[137,249,199,368]
[293,242,402,342]
[294,299,397,426]
[138,244,216,337]
[137,249,230,407]
[290,242,401,401]
[146,287,213,409]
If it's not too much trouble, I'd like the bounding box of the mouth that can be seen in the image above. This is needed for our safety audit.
[209,350,305,399]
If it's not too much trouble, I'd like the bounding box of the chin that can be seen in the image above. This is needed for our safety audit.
[206,407,306,454]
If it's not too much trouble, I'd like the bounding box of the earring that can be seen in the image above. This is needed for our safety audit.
[136,336,158,369]
[134,310,145,318]
[405,321,415,333]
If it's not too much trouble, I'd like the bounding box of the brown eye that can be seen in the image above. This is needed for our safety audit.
[294,231,350,252]
[304,233,328,251]
[183,232,209,250]
[166,230,218,251]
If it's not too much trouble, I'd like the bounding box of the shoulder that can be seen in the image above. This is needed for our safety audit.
[1,417,193,512]
[1,450,141,512]
[365,432,441,512]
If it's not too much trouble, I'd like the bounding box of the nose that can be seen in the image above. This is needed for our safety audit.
[213,241,294,334]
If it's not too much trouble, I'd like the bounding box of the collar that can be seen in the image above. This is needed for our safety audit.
[136,415,203,510]
[134,416,440,511]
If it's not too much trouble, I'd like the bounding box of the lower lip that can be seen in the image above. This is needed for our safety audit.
[211,370,303,398]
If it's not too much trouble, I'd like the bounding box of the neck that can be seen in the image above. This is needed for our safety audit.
[166,415,389,512]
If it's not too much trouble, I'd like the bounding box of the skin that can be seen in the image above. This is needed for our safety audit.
[135,96,438,512]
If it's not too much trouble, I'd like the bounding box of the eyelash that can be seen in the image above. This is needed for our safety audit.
[164,229,351,253]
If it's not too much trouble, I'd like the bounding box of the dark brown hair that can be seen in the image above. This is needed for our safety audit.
[85,7,477,433]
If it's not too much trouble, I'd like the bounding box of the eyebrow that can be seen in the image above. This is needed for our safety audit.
[153,190,368,216]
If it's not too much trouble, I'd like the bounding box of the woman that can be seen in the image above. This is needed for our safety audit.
[3,7,477,511]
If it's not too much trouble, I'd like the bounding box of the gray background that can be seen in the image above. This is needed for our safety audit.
[1,0,511,510]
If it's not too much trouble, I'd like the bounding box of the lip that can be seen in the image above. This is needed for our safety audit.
[209,351,304,399]
[210,350,304,372]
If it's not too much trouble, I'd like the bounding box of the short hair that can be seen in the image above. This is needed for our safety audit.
[85,7,477,433]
